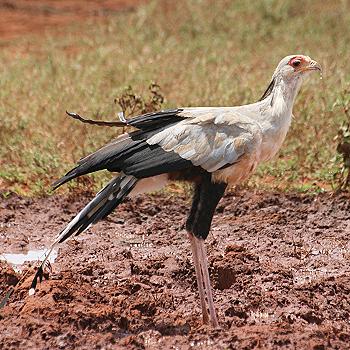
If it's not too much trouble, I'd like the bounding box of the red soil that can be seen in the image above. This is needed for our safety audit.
[0,0,145,41]
[1,190,350,349]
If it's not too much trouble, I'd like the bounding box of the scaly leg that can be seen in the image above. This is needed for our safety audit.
[197,237,218,327]
[188,233,219,327]
[188,232,209,324]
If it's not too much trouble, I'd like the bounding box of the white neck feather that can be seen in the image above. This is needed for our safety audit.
[270,74,303,117]
[256,74,303,162]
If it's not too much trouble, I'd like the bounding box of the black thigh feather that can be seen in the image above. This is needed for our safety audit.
[186,173,227,239]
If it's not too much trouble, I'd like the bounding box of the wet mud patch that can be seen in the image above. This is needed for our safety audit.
[0,190,350,349]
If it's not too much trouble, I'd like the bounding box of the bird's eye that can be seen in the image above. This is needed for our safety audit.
[292,59,301,67]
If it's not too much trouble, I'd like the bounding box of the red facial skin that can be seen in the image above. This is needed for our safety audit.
[288,56,306,68]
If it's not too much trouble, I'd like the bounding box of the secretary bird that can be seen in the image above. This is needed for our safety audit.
[30,55,321,327]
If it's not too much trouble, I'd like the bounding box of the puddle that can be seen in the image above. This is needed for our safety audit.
[0,249,58,272]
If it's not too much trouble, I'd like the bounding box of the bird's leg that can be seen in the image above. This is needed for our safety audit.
[197,237,218,328]
[188,233,218,327]
[188,232,209,324]
[186,175,226,327]
[186,183,210,323]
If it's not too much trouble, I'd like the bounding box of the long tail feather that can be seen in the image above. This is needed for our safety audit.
[66,111,126,127]
[29,173,138,295]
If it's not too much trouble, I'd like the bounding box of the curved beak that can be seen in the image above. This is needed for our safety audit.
[306,59,322,72]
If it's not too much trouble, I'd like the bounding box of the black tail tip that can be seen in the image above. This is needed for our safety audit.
[29,266,44,294]
[29,258,53,296]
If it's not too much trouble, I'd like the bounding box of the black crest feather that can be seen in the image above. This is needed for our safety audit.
[259,77,276,101]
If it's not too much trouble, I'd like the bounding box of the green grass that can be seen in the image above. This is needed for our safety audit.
[1,0,349,195]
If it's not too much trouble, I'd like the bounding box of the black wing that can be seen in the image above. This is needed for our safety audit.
[53,109,195,189]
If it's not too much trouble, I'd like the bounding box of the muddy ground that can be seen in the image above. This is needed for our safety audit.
[1,190,350,349]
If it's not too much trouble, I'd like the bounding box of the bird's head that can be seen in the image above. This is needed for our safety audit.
[260,55,321,101]
[273,54,322,80]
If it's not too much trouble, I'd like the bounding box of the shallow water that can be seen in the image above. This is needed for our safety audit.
[0,249,58,271]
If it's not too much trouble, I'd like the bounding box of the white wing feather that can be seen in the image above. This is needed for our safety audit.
[146,108,262,172]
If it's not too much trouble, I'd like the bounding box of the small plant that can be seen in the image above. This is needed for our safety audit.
[333,88,350,190]
[115,82,165,118]
[66,82,165,130]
